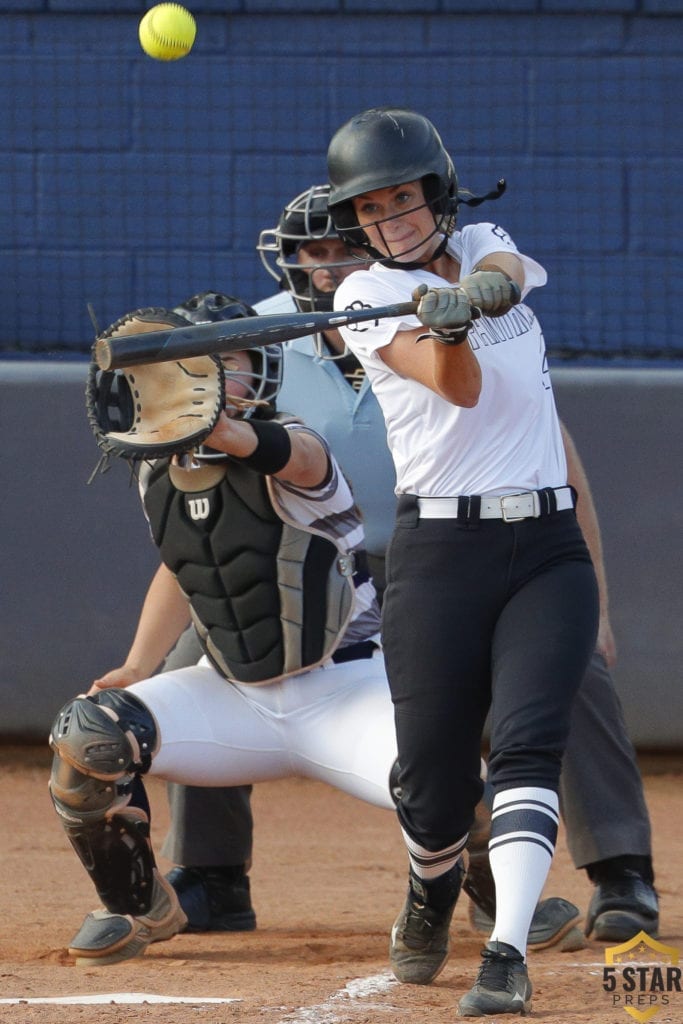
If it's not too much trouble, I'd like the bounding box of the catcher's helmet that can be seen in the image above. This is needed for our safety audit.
[257,184,363,315]
[173,291,283,416]
[326,108,458,265]
[173,290,256,325]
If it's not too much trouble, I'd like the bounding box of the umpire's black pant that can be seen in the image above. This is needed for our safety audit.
[382,497,599,853]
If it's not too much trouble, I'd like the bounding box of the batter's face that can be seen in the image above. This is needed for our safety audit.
[352,180,440,263]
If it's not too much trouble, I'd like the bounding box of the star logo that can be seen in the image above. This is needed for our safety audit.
[603,931,680,1023]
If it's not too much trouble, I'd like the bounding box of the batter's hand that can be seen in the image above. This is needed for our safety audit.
[459,270,521,317]
[88,665,143,696]
[412,284,474,336]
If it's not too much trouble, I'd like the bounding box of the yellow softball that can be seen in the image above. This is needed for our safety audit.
[138,4,196,61]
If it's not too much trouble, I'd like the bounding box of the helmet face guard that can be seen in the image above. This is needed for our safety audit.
[257,185,368,357]
[172,291,283,419]
[338,177,455,267]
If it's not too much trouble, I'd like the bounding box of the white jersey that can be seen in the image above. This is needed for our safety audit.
[334,223,567,498]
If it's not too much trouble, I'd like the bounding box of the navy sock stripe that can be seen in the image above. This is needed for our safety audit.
[489,833,555,857]
[490,808,559,845]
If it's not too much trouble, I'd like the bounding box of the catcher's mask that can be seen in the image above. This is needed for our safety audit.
[327,107,505,269]
[257,184,365,317]
[257,186,369,359]
[173,290,284,417]
[86,307,225,466]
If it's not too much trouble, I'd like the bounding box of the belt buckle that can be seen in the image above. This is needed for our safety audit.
[501,492,539,522]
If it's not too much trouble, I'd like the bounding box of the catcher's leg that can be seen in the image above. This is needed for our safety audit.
[49,689,186,965]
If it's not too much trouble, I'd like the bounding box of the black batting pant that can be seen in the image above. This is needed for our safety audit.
[382,499,599,853]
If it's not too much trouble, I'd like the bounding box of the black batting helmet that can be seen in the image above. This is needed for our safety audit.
[327,108,458,265]
[327,107,506,267]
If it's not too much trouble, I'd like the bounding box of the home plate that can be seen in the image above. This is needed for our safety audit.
[0,993,240,1005]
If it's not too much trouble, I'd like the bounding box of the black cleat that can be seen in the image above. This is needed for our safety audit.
[458,940,532,1017]
[585,870,659,941]
[390,862,464,985]
[166,865,256,932]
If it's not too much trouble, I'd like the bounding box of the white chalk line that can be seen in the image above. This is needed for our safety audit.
[0,992,240,1005]
[0,963,613,1013]
[273,961,632,1023]
[276,970,402,1023]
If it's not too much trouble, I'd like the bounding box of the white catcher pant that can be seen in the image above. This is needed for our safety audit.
[129,652,397,811]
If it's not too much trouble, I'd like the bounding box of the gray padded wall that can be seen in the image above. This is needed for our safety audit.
[1,363,158,737]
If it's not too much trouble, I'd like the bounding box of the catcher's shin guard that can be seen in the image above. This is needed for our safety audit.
[49,689,159,915]
[50,688,158,778]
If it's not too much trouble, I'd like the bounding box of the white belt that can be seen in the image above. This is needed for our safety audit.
[417,487,574,522]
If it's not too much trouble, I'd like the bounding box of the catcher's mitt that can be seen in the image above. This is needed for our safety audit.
[86,307,225,461]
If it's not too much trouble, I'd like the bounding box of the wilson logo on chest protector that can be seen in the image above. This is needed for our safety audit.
[187,497,210,521]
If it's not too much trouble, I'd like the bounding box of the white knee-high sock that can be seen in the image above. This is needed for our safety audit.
[488,786,559,957]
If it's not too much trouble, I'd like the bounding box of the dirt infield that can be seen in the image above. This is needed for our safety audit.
[1,747,681,1024]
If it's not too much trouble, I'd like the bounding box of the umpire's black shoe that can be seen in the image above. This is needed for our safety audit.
[390,861,464,985]
[469,897,586,952]
[458,940,532,1017]
[166,865,256,932]
[585,869,659,941]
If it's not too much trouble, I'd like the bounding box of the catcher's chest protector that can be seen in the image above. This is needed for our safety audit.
[143,460,353,684]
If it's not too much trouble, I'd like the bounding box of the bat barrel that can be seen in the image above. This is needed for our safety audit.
[93,302,419,371]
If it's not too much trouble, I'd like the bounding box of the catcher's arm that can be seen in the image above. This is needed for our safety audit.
[206,414,329,489]
[88,563,191,695]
